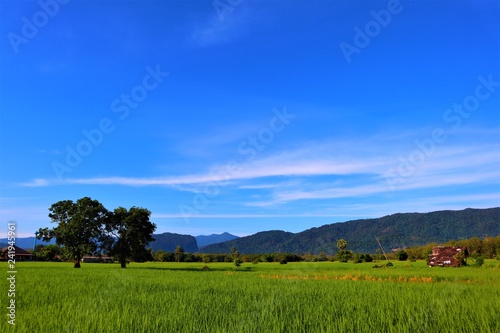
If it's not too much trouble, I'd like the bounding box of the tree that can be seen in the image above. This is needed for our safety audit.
[174,245,184,262]
[38,197,108,268]
[234,258,243,268]
[335,250,353,262]
[231,246,242,268]
[231,246,239,259]
[104,207,156,268]
[395,250,409,261]
[36,244,61,261]
[335,239,351,262]
[336,239,347,251]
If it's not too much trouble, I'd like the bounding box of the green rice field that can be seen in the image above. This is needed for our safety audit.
[2,260,500,332]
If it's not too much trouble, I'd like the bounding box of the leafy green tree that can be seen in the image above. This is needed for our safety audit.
[234,258,243,268]
[231,246,242,268]
[102,207,156,268]
[38,197,108,268]
[261,254,273,262]
[36,244,61,261]
[395,250,409,261]
[363,254,373,262]
[231,246,239,259]
[337,250,353,262]
[174,245,184,262]
[353,253,363,263]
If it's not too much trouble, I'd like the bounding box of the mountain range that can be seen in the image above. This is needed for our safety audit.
[201,207,500,254]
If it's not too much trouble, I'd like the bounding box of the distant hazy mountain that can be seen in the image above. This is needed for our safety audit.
[1,232,239,253]
[0,237,55,250]
[201,208,500,254]
[148,232,198,253]
[201,230,295,254]
[195,232,239,248]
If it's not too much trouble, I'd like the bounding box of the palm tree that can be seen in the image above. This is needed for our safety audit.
[336,239,347,251]
[174,245,184,262]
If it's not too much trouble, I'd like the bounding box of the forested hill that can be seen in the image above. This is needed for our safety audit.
[148,232,198,253]
[200,208,500,254]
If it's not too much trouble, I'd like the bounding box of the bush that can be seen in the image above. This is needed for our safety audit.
[353,254,363,264]
[474,256,485,267]
[261,254,274,262]
[373,261,393,268]
[395,250,409,261]
[233,258,243,268]
[279,259,287,265]
[335,250,353,262]
[363,254,373,262]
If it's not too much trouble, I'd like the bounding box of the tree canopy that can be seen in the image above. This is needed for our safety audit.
[103,206,156,268]
[38,197,108,268]
[38,197,156,268]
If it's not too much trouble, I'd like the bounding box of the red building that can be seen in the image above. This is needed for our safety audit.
[427,246,468,267]
[1,245,36,261]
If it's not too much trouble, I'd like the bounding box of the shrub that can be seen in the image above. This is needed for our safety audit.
[261,254,274,262]
[474,256,485,267]
[335,250,353,262]
[279,259,287,265]
[353,254,363,264]
[395,250,409,261]
[234,258,243,268]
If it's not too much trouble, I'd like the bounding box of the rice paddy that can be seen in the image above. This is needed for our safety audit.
[2,260,499,332]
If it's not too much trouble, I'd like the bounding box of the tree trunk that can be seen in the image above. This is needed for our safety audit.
[74,256,81,268]
[120,255,127,268]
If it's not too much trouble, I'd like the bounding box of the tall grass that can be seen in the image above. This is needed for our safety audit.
[2,260,499,332]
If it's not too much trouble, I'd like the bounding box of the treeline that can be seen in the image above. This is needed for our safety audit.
[153,234,500,263]
[152,249,303,263]
[394,235,500,261]
[31,234,500,264]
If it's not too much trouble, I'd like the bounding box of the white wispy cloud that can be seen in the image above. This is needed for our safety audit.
[21,127,500,223]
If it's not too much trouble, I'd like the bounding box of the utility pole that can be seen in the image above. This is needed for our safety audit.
[376,237,388,261]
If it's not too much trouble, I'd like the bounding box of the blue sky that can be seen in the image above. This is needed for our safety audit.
[1,0,499,238]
